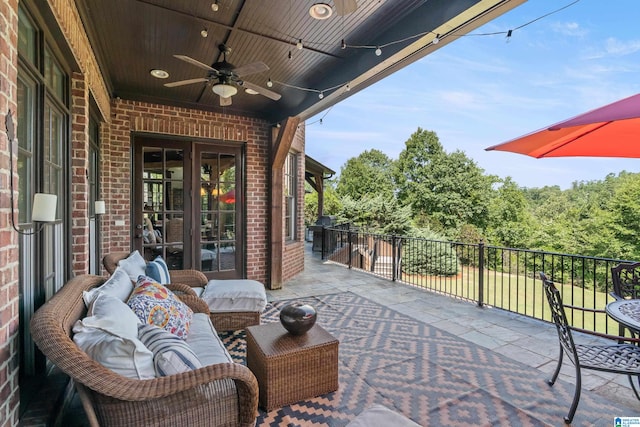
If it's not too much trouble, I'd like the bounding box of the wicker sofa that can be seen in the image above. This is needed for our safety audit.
[103,252,266,331]
[30,274,258,427]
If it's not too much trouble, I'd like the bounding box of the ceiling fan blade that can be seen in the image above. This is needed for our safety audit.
[164,77,209,88]
[233,61,269,78]
[173,55,216,71]
[334,0,358,15]
[240,80,281,101]
[219,96,233,106]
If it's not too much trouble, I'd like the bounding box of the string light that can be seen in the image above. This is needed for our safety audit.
[200,28,208,38]
[261,0,581,130]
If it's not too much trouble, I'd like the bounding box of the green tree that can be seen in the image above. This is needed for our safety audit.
[337,194,412,235]
[485,177,533,248]
[394,128,495,235]
[606,172,640,260]
[336,149,395,200]
[402,228,459,276]
[304,181,342,226]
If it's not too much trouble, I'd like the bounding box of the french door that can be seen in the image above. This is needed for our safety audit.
[133,136,244,279]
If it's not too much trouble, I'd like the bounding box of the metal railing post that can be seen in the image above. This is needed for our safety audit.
[478,240,484,307]
[392,234,397,281]
[321,226,326,260]
[348,230,353,269]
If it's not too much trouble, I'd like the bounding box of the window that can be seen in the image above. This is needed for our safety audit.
[284,152,298,241]
[17,4,69,383]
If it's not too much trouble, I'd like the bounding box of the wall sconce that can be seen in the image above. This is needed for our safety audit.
[95,200,106,215]
[32,193,58,222]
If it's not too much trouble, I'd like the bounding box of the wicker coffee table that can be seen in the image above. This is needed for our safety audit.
[246,322,339,411]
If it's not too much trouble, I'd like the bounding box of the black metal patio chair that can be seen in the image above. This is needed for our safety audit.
[611,262,640,339]
[539,271,640,424]
[611,262,640,301]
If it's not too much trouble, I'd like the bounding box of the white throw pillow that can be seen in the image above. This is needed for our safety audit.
[118,250,147,282]
[73,294,154,379]
[138,324,202,376]
[83,266,133,307]
[81,293,141,338]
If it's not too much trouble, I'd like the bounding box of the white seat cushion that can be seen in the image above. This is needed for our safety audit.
[186,313,234,365]
[201,279,267,313]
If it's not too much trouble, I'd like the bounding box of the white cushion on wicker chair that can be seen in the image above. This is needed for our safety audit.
[201,279,267,312]
[117,250,147,281]
[73,294,155,379]
[82,266,133,306]
[186,313,234,365]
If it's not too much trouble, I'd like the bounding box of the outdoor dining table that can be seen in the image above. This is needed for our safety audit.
[605,299,640,333]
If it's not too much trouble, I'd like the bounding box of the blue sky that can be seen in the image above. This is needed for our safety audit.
[305,0,640,189]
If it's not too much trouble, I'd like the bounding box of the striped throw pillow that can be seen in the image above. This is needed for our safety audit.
[145,256,170,284]
[138,324,202,376]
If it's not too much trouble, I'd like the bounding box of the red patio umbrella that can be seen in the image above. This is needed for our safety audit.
[219,189,236,204]
[485,93,640,158]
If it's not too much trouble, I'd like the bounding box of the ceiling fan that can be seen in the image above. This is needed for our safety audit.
[164,44,281,106]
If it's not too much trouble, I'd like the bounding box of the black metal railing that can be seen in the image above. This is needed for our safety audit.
[320,226,629,335]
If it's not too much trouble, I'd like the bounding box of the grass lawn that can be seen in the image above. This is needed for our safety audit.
[400,266,620,335]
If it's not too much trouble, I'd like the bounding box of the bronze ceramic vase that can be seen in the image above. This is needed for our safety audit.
[279,302,317,335]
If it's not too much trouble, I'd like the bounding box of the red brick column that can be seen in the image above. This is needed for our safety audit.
[1,2,21,426]
[71,72,90,275]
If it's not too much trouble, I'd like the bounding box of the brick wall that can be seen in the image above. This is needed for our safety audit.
[282,123,306,282]
[1,2,21,426]
[70,72,90,276]
[105,99,272,285]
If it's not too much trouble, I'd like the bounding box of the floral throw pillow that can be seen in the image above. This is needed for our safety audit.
[127,276,193,339]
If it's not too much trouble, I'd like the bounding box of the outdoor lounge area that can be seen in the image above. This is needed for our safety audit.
[21,243,639,427]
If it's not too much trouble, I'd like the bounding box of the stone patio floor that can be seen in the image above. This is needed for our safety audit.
[20,243,640,426]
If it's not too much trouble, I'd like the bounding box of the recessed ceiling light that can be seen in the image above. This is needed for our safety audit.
[309,3,333,20]
[150,69,169,79]
[245,88,259,95]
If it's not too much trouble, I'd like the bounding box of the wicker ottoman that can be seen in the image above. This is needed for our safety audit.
[246,322,339,411]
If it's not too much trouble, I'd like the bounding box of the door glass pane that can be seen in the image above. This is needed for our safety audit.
[17,75,35,223]
[142,147,185,265]
[43,102,63,220]
[199,152,237,272]
[18,7,37,65]
[44,47,65,103]
[166,149,184,212]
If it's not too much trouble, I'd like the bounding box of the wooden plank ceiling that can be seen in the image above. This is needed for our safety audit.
[75,0,525,123]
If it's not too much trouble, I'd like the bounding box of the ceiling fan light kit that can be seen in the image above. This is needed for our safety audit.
[212,83,237,98]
